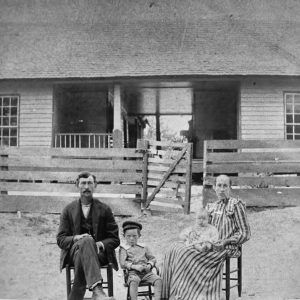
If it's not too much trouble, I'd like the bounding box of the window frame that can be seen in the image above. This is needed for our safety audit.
[0,95,20,147]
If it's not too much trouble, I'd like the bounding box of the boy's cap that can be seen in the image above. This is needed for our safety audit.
[122,221,142,232]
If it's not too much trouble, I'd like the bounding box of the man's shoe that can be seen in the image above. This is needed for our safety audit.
[92,284,107,300]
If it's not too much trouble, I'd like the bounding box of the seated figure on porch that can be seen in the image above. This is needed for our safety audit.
[161,174,251,300]
[119,220,162,300]
[56,171,120,300]
[179,207,219,252]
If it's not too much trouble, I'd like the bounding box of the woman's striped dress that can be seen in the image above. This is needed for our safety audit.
[161,197,251,300]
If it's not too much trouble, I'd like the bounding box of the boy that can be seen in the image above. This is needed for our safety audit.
[119,221,162,300]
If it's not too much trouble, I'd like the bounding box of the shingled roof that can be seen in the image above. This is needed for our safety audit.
[1,0,300,79]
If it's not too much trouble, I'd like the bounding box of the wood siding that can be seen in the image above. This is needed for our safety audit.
[240,78,300,140]
[0,80,53,147]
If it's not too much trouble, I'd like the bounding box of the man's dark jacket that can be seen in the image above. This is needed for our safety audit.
[56,198,120,271]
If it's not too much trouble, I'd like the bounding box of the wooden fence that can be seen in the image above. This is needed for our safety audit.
[203,140,300,207]
[139,140,193,214]
[0,147,144,215]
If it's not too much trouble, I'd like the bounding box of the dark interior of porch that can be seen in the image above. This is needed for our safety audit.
[53,84,113,148]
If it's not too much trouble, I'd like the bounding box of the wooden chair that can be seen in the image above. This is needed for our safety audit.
[222,246,242,300]
[66,263,114,299]
[123,266,159,300]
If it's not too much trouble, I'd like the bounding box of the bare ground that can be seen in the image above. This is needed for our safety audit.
[0,203,300,300]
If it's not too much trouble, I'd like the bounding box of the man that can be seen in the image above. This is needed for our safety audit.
[57,171,120,300]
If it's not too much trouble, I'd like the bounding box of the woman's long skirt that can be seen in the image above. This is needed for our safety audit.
[161,243,229,300]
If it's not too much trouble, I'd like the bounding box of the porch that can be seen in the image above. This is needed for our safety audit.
[54,133,113,148]
[53,132,203,173]
[52,80,238,176]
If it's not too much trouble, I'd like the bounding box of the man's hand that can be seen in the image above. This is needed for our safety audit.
[96,241,104,254]
[73,233,91,242]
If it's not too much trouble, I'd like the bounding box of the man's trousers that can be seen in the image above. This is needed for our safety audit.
[68,236,108,300]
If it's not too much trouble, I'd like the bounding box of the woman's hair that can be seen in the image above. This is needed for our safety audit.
[214,174,232,186]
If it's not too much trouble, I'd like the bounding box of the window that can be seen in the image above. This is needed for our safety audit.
[0,96,19,146]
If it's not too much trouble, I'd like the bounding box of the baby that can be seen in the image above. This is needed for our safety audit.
[119,220,162,300]
[179,207,219,251]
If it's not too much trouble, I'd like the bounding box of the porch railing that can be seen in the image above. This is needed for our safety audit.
[54,133,113,148]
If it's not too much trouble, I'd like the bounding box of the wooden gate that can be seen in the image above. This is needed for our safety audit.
[138,140,193,214]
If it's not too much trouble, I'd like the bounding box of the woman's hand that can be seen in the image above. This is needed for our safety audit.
[212,240,227,251]
[193,242,212,252]
[193,243,205,252]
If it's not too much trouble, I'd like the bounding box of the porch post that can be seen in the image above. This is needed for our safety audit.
[155,89,161,141]
[113,84,123,148]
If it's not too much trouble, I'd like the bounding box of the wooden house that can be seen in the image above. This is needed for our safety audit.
[1,0,300,176]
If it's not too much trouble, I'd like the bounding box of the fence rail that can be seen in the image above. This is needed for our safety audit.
[0,147,143,215]
[0,139,194,215]
[202,139,300,207]
[54,133,113,148]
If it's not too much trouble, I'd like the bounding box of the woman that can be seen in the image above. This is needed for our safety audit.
[161,175,251,300]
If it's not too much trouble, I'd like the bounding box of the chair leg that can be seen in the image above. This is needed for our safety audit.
[225,258,230,300]
[107,263,114,297]
[66,265,71,299]
[238,253,242,297]
[148,284,152,300]
[127,282,131,300]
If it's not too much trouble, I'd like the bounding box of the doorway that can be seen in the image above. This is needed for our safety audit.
[193,87,238,158]
[142,115,192,142]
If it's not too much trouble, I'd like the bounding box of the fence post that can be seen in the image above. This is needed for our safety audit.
[202,140,209,208]
[137,139,149,212]
[184,143,193,214]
